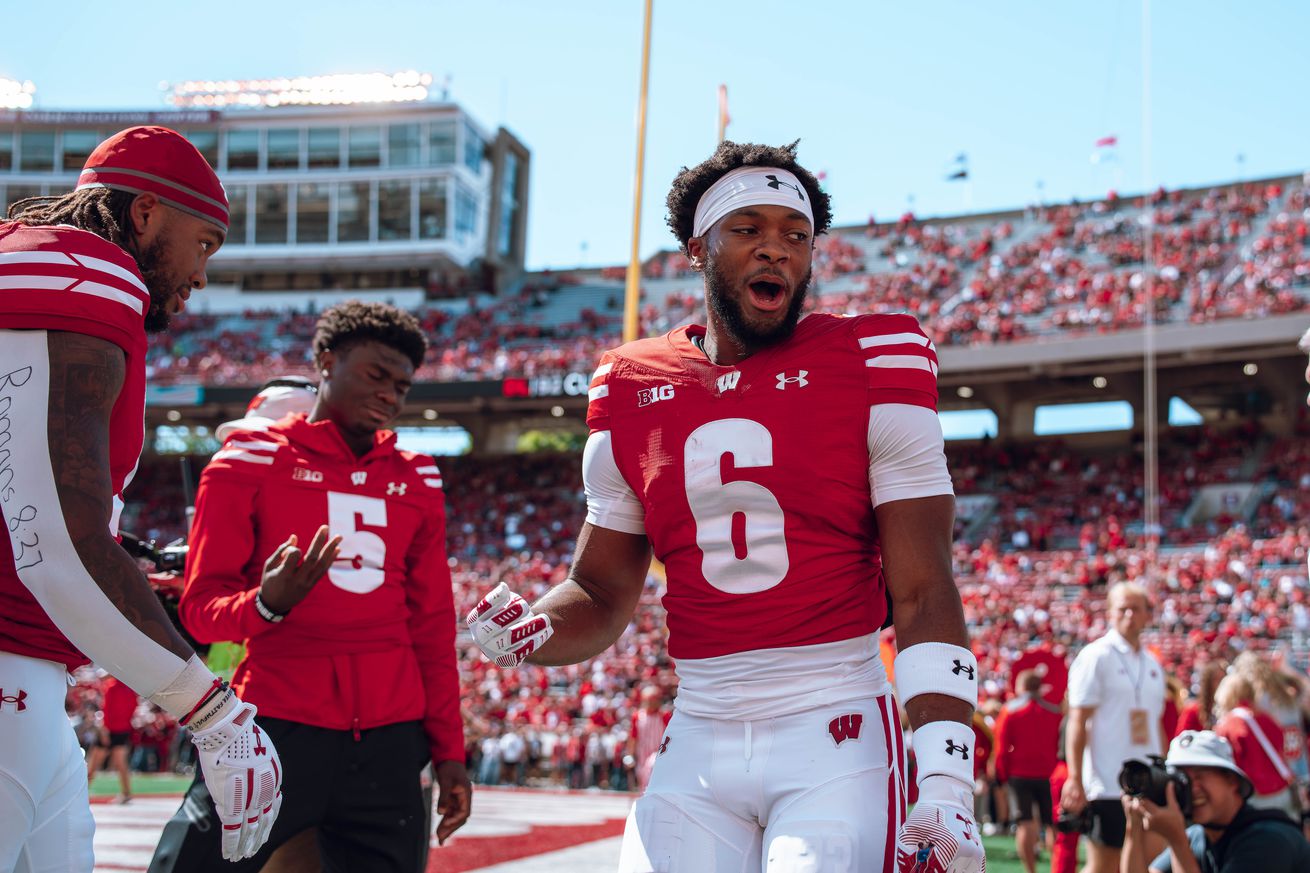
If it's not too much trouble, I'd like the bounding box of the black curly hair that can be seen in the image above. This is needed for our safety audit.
[666,140,832,253]
[312,300,427,370]
[8,187,139,251]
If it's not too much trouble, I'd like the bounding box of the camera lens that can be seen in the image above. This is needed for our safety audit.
[1118,759,1150,796]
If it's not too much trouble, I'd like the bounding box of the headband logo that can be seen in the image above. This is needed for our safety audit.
[765,174,805,201]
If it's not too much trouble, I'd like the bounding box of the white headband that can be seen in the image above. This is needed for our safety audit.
[691,166,814,238]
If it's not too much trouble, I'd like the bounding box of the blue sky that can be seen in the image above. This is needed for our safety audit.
[5,0,1304,270]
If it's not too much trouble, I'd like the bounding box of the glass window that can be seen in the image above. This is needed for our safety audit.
[0,133,12,171]
[307,128,340,169]
[454,184,477,238]
[337,181,370,242]
[254,184,288,244]
[227,185,249,245]
[184,130,219,169]
[19,132,55,172]
[347,127,381,169]
[428,121,455,165]
[61,131,99,171]
[296,183,330,244]
[378,179,412,241]
[1033,401,1133,436]
[226,129,260,171]
[462,122,484,173]
[418,177,447,239]
[266,129,301,170]
[388,124,419,167]
[497,152,521,257]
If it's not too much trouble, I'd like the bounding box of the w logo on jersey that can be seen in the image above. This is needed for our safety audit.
[828,713,863,746]
[351,471,367,486]
[716,371,741,394]
[776,370,809,390]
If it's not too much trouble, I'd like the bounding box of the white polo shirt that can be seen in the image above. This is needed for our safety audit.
[1067,629,1167,800]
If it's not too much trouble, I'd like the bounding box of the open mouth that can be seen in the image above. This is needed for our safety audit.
[747,276,788,312]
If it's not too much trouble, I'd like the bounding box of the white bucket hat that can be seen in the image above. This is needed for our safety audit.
[1167,730,1254,798]
[215,378,318,441]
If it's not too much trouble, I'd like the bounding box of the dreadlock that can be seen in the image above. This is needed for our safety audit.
[7,187,139,251]
[312,300,428,370]
[665,140,833,253]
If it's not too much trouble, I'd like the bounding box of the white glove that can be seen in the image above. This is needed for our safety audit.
[466,582,553,667]
[896,775,986,873]
[188,691,283,861]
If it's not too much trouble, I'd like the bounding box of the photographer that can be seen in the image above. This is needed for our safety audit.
[1120,730,1310,873]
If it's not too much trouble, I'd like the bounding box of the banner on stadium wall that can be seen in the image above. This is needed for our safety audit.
[146,385,204,407]
[0,110,221,125]
[1008,646,1068,705]
[500,372,591,399]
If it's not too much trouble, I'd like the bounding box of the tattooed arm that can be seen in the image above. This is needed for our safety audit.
[43,330,194,659]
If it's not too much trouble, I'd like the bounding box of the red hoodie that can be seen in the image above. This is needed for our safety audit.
[180,414,462,766]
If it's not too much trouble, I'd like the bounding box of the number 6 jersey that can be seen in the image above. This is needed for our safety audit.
[584,313,954,719]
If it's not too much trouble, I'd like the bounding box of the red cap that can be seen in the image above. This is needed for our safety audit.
[76,126,228,231]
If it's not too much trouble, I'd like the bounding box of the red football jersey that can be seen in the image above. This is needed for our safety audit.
[0,221,149,671]
[179,414,463,764]
[586,313,938,660]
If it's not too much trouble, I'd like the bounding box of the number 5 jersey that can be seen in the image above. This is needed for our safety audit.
[583,313,955,720]
[179,413,463,766]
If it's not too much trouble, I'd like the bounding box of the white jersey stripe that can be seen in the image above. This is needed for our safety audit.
[0,251,75,267]
[0,275,74,291]
[858,332,930,349]
[68,281,145,314]
[71,253,149,296]
[590,362,614,382]
[865,355,936,375]
[213,449,275,465]
[423,477,443,488]
[225,439,280,452]
[588,384,610,401]
[416,465,441,475]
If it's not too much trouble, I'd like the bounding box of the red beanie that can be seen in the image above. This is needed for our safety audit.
[76,126,228,231]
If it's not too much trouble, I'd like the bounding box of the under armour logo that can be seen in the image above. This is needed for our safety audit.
[776,370,809,390]
[765,174,805,201]
[351,471,367,486]
[387,482,407,496]
[0,688,26,712]
[658,736,671,756]
[952,660,975,680]
[252,725,268,756]
[828,713,864,746]
[945,740,970,760]
[956,813,975,842]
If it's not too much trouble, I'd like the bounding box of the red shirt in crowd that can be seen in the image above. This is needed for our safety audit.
[993,692,1063,782]
[102,677,139,733]
[1215,704,1292,797]
[180,414,462,767]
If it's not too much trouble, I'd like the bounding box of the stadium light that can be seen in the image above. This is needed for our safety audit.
[166,409,182,422]
[1242,363,1258,376]
[1092,376,1109,389]
[423,408,439,420]
[550,406,565,418]
[956,386,974,399]
[166,71,434,109]
[0,77,35,110]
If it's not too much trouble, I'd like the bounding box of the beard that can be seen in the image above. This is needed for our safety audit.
[703,255,811,353]
[135,236,183,334]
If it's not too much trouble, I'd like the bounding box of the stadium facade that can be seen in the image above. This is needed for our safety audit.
[0,93,530,307]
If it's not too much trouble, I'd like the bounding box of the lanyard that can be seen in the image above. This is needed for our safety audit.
[1111,644,1145,708]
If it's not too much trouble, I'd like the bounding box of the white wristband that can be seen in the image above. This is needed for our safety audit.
[912,720,975,786]
[893,642,978,709]
[146,654,223,723]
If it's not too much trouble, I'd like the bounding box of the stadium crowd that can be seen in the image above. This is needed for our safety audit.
[136,180,1309,385]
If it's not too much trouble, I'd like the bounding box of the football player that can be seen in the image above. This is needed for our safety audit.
[468,141,984,872]
[148,302,471,873]
[0,127,295,871]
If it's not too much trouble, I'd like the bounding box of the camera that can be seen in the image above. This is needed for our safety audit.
[1119,755,1192,816]
[1054,806,1093,835]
